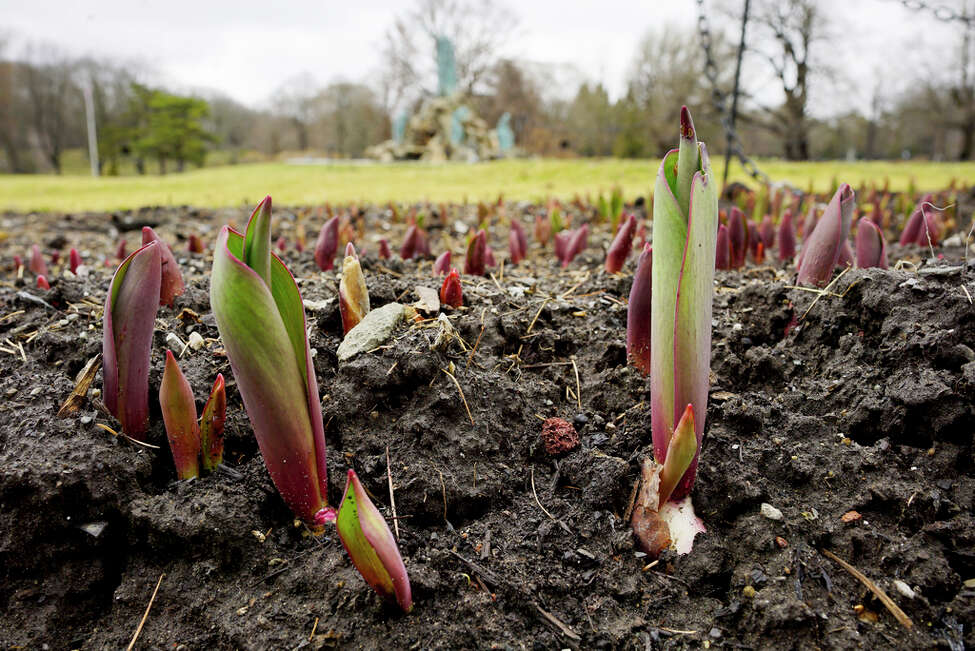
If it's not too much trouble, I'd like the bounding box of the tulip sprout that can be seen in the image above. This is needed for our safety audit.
[631,106,715,558]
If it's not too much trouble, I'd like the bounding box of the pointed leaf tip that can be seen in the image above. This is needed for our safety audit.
[658,404,697,507]
[200,373,226,471]
[336,470,413,612]
[160,349,201,480]
[679,105,695,140]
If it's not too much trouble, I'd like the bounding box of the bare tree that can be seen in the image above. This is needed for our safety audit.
[380,0,519,110]
[0,34,32,172]
[733,0,830,160]
[20,44,81,173]
[626,26,718,154]
[948,2,975,159]
[272,72,321,151]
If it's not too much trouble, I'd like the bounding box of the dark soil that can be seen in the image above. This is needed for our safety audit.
[1,203,973,650]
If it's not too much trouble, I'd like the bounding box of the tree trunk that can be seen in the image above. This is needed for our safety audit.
[959,118,975,160]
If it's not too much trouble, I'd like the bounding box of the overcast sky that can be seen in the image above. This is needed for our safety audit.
[3,0,967,114]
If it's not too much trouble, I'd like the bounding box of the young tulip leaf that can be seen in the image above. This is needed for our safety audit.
[103,241,162,439]
[160,350,201,480]
[650,107,717,502]
[797,184,854,288]
[855,217,887,269]
[199,374,226,472]
[606,214,636,273]
[626,244,652,375]
[657,404,696,507]
[315,216,340,271]
[778,209,796,261]
[142,227,185,307]
[211,199,329,528]
[464,230,487,276]
[440,268,463,308]
[336,470,413,613]
[715,223,730,270]
[243,196,273,286]
[339,243,370,334]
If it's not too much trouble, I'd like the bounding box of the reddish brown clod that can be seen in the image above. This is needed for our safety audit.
[540,418,579,455]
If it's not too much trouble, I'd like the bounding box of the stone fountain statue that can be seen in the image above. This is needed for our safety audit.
[367,35,513,162]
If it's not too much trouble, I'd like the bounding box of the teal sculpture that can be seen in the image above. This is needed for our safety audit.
[497,112,514,152]
[436,36,457,96]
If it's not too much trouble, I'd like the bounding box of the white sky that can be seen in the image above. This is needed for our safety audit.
[2,0,967,114]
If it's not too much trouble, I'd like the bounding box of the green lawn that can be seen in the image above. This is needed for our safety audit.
[2,157,973,212]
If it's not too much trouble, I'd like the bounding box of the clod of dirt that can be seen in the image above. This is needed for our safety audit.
[540,417,579,455]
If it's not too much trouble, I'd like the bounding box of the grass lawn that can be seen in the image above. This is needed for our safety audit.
[2,157,973,213]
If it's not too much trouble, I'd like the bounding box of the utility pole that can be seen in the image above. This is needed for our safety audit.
[82,75,99,177]
[723,0,750,189]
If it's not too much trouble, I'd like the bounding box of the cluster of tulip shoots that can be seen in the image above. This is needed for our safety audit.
[103,226,228,480]
[299,182,640,286]
[711,176,950,285]
[210,197,411,612]
[100,200,410,611]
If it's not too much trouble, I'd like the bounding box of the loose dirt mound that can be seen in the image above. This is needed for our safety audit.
[1,205,972,649]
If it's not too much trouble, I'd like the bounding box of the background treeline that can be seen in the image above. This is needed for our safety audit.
[1,0,973,174]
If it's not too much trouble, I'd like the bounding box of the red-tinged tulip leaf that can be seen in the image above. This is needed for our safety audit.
[103,241,162,439]
[211,224,328,526]
[657,404,696,507]
[899,194,931,246]
[199,374,226,472]
[606,214,636,273]
[626,244,652,375]
[797,184,854,288]
[715,224,730,270]
[401,225,419,260]
[336,470,413,612]
[315,216,339,271]
[142,227,185,307]
[433,250,451,275]
[29,244,48,276]
[440,268,463,307]
[778,210,796,261]
[464,230,486,276]
[855,217,887,269]
[670,146,717,499]
[727,207,747,268]
[160,350,201,480]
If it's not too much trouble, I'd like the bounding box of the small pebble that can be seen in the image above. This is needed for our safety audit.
[80,416,92,425]
[165,332,183,350]
[573,413,588,426]
[893,580,915,599]
[742,585,756,598]
[187,331,205,350]
[761,503,783,521]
